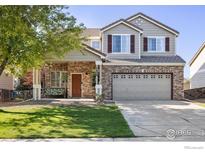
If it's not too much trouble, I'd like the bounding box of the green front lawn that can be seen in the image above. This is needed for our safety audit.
[0,104,134,139]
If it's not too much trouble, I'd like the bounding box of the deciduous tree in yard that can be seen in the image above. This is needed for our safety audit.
[0,6,84,77]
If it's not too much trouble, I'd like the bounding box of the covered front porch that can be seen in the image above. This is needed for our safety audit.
[32,44,105,100]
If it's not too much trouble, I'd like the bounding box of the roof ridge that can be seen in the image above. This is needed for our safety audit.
[125,12,179,35]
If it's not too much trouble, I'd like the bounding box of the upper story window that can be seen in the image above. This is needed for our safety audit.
[148,37,165,52]
[91,40,100,50]
[112,35,130,53]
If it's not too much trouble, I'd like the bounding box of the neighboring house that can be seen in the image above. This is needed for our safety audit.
[0,72,15,90]
[189,42,205,89]
[184,79,190,90]
[32,12,185,101]
[0,73,15,102]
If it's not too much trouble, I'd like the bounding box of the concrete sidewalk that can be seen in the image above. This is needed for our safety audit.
[1,136,205,142]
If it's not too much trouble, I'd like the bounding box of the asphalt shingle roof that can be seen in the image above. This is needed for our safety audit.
[109,55,186,63]
[136,55,185,63]
[82,28,100,37]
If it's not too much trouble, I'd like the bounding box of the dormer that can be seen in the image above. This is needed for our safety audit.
[101,19,143,59]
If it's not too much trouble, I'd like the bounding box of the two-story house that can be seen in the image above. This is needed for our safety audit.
[32,12,185,101]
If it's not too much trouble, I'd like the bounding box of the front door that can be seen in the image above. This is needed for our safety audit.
[72,74,82,97]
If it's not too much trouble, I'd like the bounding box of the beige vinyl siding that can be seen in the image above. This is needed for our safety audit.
[102,23,140,59]
[129,17,176,56]
[47,49,102,62]
[0,73,14,90]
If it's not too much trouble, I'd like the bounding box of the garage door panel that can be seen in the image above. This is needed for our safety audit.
[112,74,171,100]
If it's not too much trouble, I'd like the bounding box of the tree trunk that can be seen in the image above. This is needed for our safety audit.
[0,57,9,76]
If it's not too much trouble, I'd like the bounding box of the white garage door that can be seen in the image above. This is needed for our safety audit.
[112,74,171,100]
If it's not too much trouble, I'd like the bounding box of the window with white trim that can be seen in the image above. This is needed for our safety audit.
[51,71,68,88]
[112,35,130,53]
[148,37,165,52]
[91,40,100,50]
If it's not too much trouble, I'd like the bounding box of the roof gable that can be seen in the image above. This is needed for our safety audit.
[101,19,143,33]
[189,42,205,66]
[83,43,106,58]
[126,12,179,36]
[46,44,105,62]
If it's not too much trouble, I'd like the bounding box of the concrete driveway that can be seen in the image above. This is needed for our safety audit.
[116,100,205,141]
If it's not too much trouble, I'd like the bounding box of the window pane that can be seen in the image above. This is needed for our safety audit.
[91,40,100,49]
[61,72,68,88]
[112,35,121,52]
[156,38,165,51]
[56,72,60,87]
[148,38,156,51]
[51,72,56,87]
[121,35,130,52]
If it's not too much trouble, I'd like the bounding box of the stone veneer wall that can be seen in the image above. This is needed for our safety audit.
[43,62,95,98]
[101,65,184,100]
[184,87,205,100]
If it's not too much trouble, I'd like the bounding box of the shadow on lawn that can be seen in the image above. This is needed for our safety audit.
[0,105,133,139]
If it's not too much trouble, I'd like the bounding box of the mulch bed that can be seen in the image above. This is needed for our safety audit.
[0,99,55,107]
[0,100,101,107]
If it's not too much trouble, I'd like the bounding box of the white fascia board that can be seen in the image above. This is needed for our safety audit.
[85,47,105,59]
[189,42,205,66]
[101,21,143,33]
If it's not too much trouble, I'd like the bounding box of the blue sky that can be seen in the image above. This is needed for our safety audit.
[68,6,205,78]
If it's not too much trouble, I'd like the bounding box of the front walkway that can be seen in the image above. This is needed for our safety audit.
[0,137,169,142]
[116,100,205,141]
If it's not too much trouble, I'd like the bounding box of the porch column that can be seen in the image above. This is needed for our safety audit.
[33,68,41,100]
[95,61,102,96]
